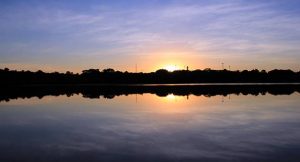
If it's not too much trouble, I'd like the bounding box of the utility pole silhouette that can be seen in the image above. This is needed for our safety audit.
[221,62,224,70]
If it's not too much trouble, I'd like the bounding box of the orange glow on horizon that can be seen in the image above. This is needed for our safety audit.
[165,94,177,100]
[136,48,199,72]
[163,65,180,72]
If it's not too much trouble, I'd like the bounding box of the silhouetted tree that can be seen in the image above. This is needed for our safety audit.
[102,68,115,73]
[1,68,300,85]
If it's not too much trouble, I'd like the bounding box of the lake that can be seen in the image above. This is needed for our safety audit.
[0,85,300,162]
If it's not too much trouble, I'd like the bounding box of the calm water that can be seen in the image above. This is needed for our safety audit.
[0,90,300,161]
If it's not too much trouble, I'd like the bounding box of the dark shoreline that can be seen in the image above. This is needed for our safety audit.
[1,83,299,102]
[2,68,300,85]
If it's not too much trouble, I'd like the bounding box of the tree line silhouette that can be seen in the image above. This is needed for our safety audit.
[1,67,300,84]
[1,84,299,102]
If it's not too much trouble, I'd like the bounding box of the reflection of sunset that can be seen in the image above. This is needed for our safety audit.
[166,94,176,101]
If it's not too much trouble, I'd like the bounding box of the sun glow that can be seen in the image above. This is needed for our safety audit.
[166,94,176,100]
[163,94,186,102]
[164,65,179,72]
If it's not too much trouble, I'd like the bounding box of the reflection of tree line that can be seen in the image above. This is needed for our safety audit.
[1,68,300,84]
[1,84,299,102]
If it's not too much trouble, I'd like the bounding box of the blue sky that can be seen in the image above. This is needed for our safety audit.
[1,0,300,72]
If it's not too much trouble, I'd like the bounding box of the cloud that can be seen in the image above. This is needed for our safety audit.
[0,1,300,71]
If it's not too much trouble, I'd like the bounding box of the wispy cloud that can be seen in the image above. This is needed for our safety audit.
[0,1,300,71]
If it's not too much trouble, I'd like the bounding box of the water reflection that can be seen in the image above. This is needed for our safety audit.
[0,87,300,162]
[1,84,300,102]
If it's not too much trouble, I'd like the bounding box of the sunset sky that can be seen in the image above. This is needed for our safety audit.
[1,0,300,72]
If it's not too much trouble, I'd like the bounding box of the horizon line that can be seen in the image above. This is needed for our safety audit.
[1,67,300,74]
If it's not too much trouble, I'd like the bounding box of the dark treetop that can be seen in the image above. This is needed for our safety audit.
[1,84,300,102]
[1,68,300,85]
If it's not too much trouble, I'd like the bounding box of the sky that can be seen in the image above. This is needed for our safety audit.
[0,0,300,72]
